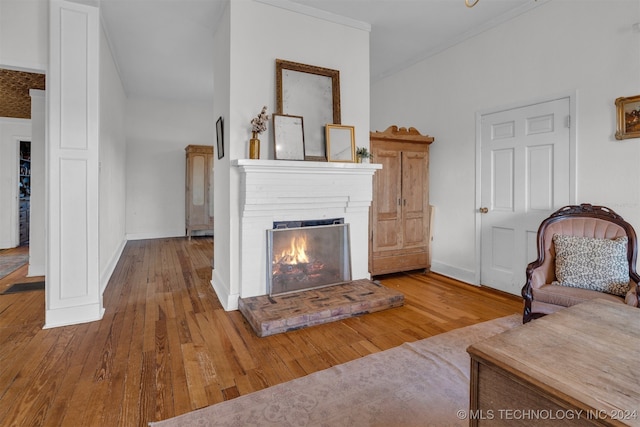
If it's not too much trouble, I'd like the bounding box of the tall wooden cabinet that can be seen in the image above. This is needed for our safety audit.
[369,126,434,276]
[185,145,214,238]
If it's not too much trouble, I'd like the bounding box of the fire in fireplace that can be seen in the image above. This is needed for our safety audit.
[267,222,352,295]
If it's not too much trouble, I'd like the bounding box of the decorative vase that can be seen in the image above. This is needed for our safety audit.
[249,132,260,159]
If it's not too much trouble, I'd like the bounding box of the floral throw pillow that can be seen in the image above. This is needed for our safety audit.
[552,234,630,297]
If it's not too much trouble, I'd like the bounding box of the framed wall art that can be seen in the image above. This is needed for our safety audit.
[326,124,355,163]
[216,116,224,159]
[276,59,340,161]
[273,114,305,161]
[615,94,640,140]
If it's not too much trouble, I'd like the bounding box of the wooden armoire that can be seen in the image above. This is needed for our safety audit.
[185,145,214,239]
[369,126,434,276]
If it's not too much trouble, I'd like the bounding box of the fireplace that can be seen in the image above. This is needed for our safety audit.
[267,221,351,295]
[220,159,381,310]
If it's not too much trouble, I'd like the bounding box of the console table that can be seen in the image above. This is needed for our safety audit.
[467,299,640,426]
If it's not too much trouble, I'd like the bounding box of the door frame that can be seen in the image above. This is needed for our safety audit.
[474,91,578,285]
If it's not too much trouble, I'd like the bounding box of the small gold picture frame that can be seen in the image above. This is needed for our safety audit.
[615,94,640,140]
[326,124,355,162]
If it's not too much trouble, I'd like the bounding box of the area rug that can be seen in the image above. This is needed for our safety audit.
[1,281,45,295]
[150,314,522,427]
[0,254,28,279]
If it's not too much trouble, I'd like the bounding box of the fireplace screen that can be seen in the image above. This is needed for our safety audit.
[267,223,352,295]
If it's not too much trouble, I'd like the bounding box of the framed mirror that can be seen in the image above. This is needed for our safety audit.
[276,59,340,161]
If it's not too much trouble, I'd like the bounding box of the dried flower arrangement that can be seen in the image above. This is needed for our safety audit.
[251,106,270,135]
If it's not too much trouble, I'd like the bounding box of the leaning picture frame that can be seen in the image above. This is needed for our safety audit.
[615,94,640,140]
[216,116,224,159]
[273,114,305,161]
[326,124,355,163]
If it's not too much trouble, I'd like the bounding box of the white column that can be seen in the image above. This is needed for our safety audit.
[28,89,46,277]
[45,0,102,328]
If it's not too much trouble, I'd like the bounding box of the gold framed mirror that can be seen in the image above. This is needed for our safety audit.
[276,59,340,161]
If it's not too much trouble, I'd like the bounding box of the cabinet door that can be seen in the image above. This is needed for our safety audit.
[401,151,429,250]
[371,147,402,252]
[188,153,208,226]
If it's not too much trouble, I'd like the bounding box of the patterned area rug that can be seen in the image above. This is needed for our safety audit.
[150,314,522,427]
[0,254,28,279]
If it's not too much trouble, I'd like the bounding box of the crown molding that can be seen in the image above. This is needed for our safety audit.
[255,0,371,32]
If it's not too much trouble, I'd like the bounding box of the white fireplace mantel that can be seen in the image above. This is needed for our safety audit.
[231,159,381,300]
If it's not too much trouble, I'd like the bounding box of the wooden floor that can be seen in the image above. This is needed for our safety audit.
[0,238,522,426]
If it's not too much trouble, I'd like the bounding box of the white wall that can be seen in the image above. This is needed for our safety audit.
[28,89,45,276]
[0,0,48,251]
[0,118,30,249]
[211,2,232,305]
[212,0,370,309]
[125,98,215,240]
[99,23,127,292]
[0,0,48,71]
[371,0,640,284]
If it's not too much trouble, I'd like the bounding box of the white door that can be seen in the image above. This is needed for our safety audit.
[480,97,571,295]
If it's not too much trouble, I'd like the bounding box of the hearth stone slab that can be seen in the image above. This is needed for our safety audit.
[238,279,404,337]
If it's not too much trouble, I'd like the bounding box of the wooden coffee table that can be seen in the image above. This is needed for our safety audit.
[467,299,640,426]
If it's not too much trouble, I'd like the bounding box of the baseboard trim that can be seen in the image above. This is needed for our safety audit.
[101,238,127,294]
[44,303,104,329]
[125,230,185,241]
[211,269,239,311]
[430,261,478,286]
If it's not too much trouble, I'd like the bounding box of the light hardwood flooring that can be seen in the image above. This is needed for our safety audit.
[0,237,522,426]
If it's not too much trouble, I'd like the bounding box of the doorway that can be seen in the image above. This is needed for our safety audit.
[19,140,31,246]
[478,96,575,295]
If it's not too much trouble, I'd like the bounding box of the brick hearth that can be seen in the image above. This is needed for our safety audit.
[238,279,404,337]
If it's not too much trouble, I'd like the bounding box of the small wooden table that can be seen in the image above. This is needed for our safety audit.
[467,299,640,426]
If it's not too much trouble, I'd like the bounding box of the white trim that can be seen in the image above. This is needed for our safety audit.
[125,230,186,241]
[0,117,31,125]
[0,62,48,74]
[27,263,45,277]
[211,269,239,311]
[100,238,126,294]
[43,303,104,329]
[255,0,371,32]
[474,91,578,285]
[430,261,478,287]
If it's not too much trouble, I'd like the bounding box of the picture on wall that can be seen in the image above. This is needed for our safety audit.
[615,94,640,140]
[216,116,224,159]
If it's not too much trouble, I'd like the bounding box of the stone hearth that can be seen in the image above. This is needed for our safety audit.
[238,279,404,337]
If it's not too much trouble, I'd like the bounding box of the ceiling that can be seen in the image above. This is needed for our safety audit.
[100,0,544,102]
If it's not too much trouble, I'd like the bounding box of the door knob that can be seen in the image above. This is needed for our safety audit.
[479,207,489,214]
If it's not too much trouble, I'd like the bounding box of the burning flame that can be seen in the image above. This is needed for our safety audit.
[278,234,309,264]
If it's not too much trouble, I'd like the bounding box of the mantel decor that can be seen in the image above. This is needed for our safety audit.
[273,114,305,161]
[249,106,269,159]
[326,124,355,163]
[615,94,640,140]
[276,59,341,161]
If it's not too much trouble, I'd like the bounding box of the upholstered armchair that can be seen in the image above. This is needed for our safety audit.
[522,204,640,323]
